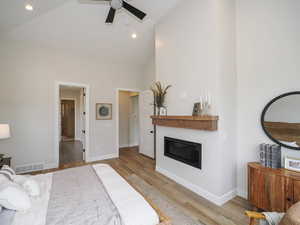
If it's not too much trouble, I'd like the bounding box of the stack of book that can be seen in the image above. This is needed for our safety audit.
[259,143,281,168]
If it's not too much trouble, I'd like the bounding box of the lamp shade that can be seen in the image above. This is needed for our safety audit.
[0,124,11,139]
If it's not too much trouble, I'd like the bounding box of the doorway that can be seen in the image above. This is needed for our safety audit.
[118,90,140,154]
[117,89,155,160]
[55,82,90,168]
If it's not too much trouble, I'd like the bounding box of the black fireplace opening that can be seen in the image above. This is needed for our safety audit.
[164,137,202,169]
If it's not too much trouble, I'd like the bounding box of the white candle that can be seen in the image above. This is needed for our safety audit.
[200,96,203,108]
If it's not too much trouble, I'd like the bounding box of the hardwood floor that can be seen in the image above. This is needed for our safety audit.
[34,147,252,225]
[59,140,83,166]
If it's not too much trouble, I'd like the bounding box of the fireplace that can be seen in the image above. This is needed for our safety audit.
[164,137,202,169]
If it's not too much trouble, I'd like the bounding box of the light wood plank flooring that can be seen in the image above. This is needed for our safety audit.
[34,147,252,225]
[59,140,83,166]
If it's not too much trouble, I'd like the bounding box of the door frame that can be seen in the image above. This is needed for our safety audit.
[60,98,77,140]
[54,81,90,167]
[116,88,141,156]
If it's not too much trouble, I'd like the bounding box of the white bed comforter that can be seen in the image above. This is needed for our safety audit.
[9,164,159,225]
[93,164,160,225]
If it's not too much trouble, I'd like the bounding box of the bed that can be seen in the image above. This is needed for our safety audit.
[1,164,171,225]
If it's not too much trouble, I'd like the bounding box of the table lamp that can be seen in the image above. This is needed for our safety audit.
[0,124,11,159]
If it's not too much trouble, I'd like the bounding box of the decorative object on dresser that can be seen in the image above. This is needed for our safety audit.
[248,162,300,212]
[259,143,281,168]
[261,91,300,150]
[285,157,300,172]
[96,103,112,120]
[150,81,171,116]
[151,115,218,131]
[0,124,11,165]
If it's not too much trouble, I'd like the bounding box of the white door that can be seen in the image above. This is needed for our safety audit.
[80,88,86,161]
[139,91,155,159]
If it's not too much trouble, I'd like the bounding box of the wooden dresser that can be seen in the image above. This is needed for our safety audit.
[248,162,300,212]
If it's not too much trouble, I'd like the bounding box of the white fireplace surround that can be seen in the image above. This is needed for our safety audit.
[155,126,237,206]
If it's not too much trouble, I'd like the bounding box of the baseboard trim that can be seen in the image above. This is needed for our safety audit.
[87,153,119,162]
[119,145,139,149]
[156,166,236,206]
[140,153,155,160]
[119,145,129,148]
[237,188,247,199]
[44,162,58,170]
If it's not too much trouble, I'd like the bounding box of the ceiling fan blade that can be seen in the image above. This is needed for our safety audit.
[122,1,146,21]
[106,7,116,23]
[79,0,110,3]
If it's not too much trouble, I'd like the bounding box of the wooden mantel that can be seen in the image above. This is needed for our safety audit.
[151,115,219,131]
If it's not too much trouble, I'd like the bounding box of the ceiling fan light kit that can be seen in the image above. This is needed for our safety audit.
[91,0,147,24]
[25,4,34,11]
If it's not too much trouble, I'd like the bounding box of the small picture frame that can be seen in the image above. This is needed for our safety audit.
[96,103,112,120]
[192,103,201,116]
[285,157,300,172]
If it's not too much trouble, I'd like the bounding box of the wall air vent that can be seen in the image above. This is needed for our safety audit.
[15,163,44,174]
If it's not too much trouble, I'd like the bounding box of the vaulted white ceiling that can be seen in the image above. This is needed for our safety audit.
[0,0,181,65]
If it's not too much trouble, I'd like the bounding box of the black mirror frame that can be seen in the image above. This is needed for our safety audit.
[261,91,300,151]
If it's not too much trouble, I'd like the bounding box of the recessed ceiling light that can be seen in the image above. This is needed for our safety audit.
[25,4,34,11]
[131,33,137,39]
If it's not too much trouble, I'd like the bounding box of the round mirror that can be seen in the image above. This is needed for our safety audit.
[261,92,300,150]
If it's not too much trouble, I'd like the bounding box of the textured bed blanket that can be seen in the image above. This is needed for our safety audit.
[11,173,53,225]
[259,212,285,225]
[46,166,123,225]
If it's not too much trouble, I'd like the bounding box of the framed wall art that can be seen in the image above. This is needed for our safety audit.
[96,103,112,120]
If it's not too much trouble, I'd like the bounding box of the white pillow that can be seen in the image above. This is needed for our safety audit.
[0,170,13,181]
[1,165,16,176]
[0,174,9,184]
[13,175,40,197]
[0,182,31,211]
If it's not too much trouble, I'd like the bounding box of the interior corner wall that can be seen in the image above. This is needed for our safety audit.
[0,41,145,169]
[236,0,300,198]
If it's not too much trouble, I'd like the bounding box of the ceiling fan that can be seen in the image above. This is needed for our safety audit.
[91,0,147,24]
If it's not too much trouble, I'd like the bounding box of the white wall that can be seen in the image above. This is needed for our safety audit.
[119,91,130,148]
[0,41,145,169]
[143,54,156,90]
[236,0,300,198]
[155,0,237,205]
[129,95,140,147]
[60,88,82,140]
